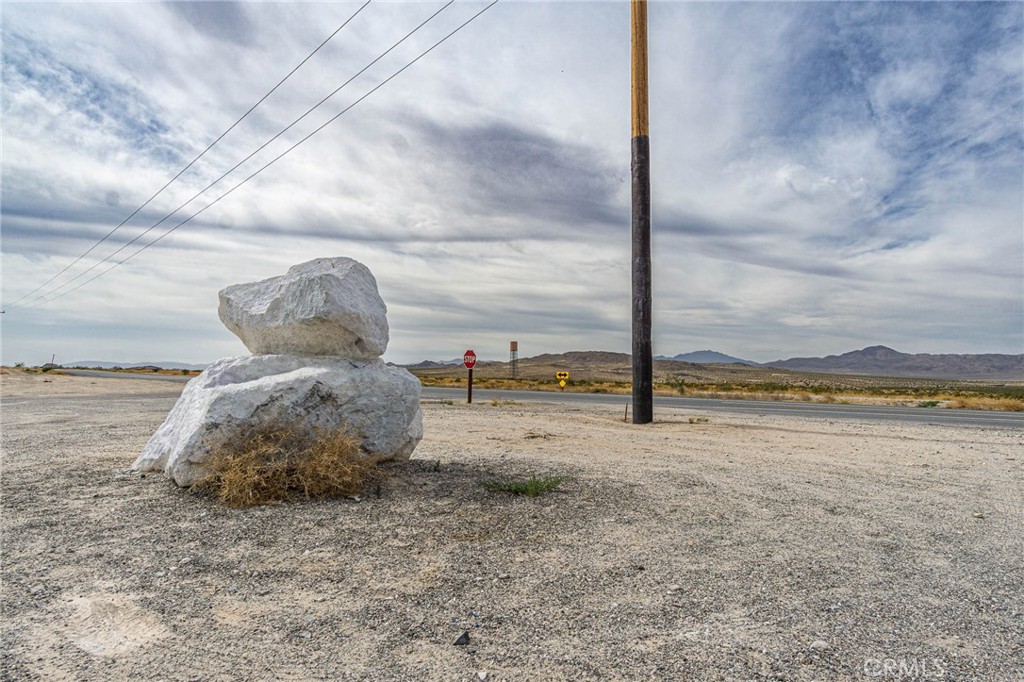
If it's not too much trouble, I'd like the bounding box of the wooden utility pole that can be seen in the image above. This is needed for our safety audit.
[631,0,653,424]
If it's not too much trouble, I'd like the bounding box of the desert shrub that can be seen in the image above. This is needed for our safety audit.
[993,387,1024,401]
[14,361,24,368]
[195,423,378,508]
[948,397,1024,412]
[666,378,686,395]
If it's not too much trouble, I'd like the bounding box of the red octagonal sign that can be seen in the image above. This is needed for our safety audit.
[463,350,477,369]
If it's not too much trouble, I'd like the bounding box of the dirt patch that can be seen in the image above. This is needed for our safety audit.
[2,373,1022,680]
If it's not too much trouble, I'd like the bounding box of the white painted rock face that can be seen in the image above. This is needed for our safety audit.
[219,257,389,359]
[133,355,423,487]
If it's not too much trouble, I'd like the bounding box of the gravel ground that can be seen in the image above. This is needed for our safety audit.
[2,370,1022,681]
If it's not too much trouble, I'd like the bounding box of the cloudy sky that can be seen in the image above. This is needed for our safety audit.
[2,1,1021,366]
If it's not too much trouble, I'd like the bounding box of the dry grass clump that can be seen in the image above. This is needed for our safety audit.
[947,397,1024,412]
[195,423,379,508]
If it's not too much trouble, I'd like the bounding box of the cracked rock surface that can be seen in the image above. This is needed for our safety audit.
[133,355,422,486]
[133,257,421,485]
[219,257,389,359]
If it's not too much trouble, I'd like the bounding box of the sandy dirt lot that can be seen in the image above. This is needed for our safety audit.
[2,370,1022,681]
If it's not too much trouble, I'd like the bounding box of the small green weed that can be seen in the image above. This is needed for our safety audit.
[483,474,564,497]
[917,400,941,408]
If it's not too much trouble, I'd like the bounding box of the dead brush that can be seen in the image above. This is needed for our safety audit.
[948,397,1024,412]
[195,423,379,508]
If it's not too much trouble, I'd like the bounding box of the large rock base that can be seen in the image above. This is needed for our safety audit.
[133,355,422,487]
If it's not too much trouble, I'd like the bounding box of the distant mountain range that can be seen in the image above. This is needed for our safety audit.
[61,345,1024,380]
[404,358,464,370]
[65,360,210,371]
[407,345,1022,381]
[655,350,758,365]
[767,346,1023,380]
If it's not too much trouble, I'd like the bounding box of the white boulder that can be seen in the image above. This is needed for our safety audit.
[219,257,389,359]
[133,355,423,487]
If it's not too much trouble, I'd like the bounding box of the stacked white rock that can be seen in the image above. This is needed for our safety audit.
[133,257,423,487]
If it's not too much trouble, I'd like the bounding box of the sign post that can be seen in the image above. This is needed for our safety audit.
[464,350,477,404]
[556,371,570,391]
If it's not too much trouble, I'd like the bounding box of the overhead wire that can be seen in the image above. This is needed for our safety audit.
[24,0,500,309]
[16,0,460,309]
[4,0,372,309]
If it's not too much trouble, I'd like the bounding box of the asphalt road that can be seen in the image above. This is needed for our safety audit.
[61,369,196,383]
[58,369,1024,429]
[422,386,1024,429]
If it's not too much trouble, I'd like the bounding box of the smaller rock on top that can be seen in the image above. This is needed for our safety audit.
[219,257,389,359]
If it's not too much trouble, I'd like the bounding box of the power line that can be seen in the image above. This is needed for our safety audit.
[4,0,371,309]
[25,0,500,309]
[15,0,456,309]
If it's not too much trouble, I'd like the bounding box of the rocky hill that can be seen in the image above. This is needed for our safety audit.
[657,350,758,365]
[767,346,1024,380]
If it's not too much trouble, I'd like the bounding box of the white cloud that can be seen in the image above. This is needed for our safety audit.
[2,1,1021,366]
[869,60,947,112]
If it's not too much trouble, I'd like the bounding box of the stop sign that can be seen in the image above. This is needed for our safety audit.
[463,350,477,369]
